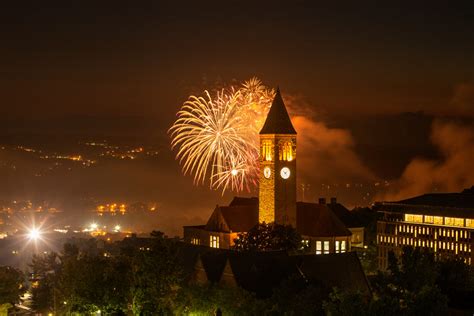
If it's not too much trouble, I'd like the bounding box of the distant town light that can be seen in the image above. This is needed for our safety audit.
[114,225,121,232]
[28,228,41,240]
[90,223,98,230]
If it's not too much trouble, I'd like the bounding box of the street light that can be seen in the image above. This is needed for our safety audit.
[27,228,41,240]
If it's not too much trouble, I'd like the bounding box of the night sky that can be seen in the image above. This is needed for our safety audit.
[1,2,473,235]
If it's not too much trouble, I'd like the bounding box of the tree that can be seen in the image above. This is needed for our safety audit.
[29,252,59,313]
[57,244,129,314]
[233,223,303,252]
[0,266,25,305]
[128,231,184,315]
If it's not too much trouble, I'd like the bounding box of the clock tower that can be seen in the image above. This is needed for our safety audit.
[259,88,297,226]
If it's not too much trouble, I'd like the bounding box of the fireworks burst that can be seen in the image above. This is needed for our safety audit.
[169,77,275,193]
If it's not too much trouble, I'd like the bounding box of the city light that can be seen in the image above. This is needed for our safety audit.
[27,228,41,240]
[114,225,121,232]
[90,223,98,230]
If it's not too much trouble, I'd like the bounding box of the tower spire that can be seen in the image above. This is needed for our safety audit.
[260,87,296,135]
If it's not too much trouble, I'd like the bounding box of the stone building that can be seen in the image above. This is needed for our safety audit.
[376,187,474,270]
[184,88,352,254]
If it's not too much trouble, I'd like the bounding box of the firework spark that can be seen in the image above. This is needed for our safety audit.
[169,78,274,193]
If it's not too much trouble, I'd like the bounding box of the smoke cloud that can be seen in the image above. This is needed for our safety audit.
[284,94,377,185]
[380,120,474,201]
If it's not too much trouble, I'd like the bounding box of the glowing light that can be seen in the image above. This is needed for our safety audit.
[90,223,98,230]
[170,77,274,193]
[28,228,41,240]
[114,225,121,232]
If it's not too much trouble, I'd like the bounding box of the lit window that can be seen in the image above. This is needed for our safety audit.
[301,239,309,249]
[279,141,294,161]
[261,140,273,161]
[405,214,423,223]
[445,217,463,227]
[424,215,434,224]
[191,238,200,245]
[341,241,346,253]
[323,241,330,254]
[210,235,219,248]
[335,241,340,253]
[466,219,474,228]
[316,241,322,255]
[434,216,443,225]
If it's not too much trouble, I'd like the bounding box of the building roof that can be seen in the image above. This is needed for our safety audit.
[327,202,365,228]
[199,197,351,237]
[296,202,352,237]
[376,187,474,218]
[294,252,370,295]
[178,245,370,298]
[205,203,258,233]
[259,88,297,135]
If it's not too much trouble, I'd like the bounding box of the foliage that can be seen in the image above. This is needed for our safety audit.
[128,231,184,315]
[233,223,303,252]
[29,252,59,313]
[269,276,326,315]
[324,246,456,316]
[0,266,25,305]
[174,284,264,315]
[436,256,474,309]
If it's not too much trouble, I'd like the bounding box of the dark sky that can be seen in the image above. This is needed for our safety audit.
[1,2,473,235]
[1,2,472,121]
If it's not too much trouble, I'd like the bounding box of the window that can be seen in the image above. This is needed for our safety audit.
[466,219,474,228]
[210,235,219,248]
[335,240,340,253]
[279,141,294,161]
[316,241,322,255]
[261,140,273,161]
[301,239,309,249]
[445,217,464,227]
[404,214,422,223]
[191,238,200,245]
[323,241,330,254]
[434,216,443,225]
[341,241,346,253]
[424,215,434,224]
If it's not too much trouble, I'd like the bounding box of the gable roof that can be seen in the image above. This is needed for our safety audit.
[260,88,297,135]
[296,202,351,237]
[294,252,370,295]
[177,245,370,298]
[327,202,365,228]
[205,203,258,233]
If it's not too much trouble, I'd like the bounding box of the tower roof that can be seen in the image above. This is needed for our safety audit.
[260,88,297,135]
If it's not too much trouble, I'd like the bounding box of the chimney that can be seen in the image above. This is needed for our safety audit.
[318,198,326,205]
[330,197,337,205]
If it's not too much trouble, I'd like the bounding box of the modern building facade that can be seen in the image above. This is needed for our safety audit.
[184,88,352,254]
[376,187,474,270]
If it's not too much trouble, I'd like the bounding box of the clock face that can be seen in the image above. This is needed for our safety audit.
[263,167,271,179]
[280,167,290,179]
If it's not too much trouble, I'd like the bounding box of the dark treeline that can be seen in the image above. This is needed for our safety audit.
[1,229,473,315]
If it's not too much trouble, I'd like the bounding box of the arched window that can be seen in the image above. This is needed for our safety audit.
[279,141,294,161]
[261,140,272,161]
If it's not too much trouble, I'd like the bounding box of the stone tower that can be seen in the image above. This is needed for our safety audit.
[258,88,297,226]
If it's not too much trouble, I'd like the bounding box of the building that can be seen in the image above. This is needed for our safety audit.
[177,244,370,299]
[376,187,474,270]
[325,197,365,247]
[184,88,352,254]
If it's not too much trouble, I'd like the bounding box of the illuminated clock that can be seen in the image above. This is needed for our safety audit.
[280,167,290,179]
[263,167,271,179]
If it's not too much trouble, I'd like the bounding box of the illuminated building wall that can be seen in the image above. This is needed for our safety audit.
[258,134,297,226]
[377,203,473,270]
